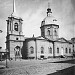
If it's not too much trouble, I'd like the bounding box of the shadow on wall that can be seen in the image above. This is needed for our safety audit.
[47,66,75,75]
[21,41,28,59]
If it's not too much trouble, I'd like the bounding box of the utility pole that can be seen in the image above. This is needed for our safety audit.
[6,49,8,68]
[20,35,21,60]
[0,30,3,61]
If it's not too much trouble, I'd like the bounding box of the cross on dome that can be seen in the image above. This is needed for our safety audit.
[47,2,52,16]
[48,2,50,9]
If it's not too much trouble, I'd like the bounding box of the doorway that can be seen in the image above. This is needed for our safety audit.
[14,46,20,60]
[61,47,64,56]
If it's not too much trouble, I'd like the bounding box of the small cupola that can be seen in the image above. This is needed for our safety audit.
[47,2,52,16]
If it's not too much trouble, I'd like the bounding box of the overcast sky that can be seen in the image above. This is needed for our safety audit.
[0,0,75,48]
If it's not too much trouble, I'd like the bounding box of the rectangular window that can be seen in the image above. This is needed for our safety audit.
[41,47,44,54]
[69,48,71,53]
[49,47,52,54]
[57,48,59,53]
[65,48,68,53]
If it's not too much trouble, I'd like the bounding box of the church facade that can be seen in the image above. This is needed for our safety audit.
[22,6,73,59]
[6,1,74,59]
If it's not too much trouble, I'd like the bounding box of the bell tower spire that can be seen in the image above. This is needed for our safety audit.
[13,0,16,13]
[11,0,17,17]
[6,0,24,59]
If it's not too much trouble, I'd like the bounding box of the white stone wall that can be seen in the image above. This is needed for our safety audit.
[44,26,53,39]
[24,39,73,59]
[27,39,53,59]
[10,35,24,41]
[36,40,53,58]
[10,41,23,58]
[27,40,36,58]
[43,25,59,40]
[54,42,73,57]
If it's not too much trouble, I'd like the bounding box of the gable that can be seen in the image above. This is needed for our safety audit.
[36,36,45,40]
[55,38,70,43]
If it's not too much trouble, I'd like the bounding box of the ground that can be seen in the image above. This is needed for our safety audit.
[0,58,75,75]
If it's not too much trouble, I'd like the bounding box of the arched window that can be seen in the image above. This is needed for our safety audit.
[14,23,18,31]
[57,47,59,53]
[30,46,34,54]
[65,48,68,53]
[47,30,50,35]
[48,47,52,54]
[41,47,44,54]
[69,48,71,53]
[54,29,57,36]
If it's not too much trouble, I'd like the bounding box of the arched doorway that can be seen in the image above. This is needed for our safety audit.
[61,47,64,56]
[14,46,20,60]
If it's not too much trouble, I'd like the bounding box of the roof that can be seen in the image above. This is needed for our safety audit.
[0,49,6,52]
[36,36,46,40]
[40,24,59,28]
[41,13,58,26]
[25,36,72,44]
[71,37,75,43]
[55,37,72,44]
[44,16,57,24]
[25,36,53,42]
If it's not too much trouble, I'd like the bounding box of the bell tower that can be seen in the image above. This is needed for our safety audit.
[6,0,24,59]
[7,16,23,35]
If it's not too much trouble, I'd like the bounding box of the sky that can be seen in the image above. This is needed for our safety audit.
[0,0,75,49]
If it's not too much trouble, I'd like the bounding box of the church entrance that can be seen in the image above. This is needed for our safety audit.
[14,46,20,60]
[61,47,64,56]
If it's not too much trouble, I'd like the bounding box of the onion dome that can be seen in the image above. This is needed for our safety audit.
[41,4,57,26]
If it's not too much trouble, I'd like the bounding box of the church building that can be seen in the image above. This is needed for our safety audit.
[6,0,74,60]
[22,4,73,59]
